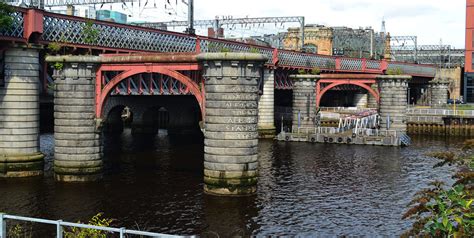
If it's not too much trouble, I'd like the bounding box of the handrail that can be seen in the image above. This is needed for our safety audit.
[0,6,437,77]
[0,213,188,238]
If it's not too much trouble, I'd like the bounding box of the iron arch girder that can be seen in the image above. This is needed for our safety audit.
[316,81,379,107]
[96,65,203,118]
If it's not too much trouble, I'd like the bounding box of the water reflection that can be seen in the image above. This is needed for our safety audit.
[0,132,464,236]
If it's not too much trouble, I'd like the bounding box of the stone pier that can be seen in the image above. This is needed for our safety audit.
[367,84,379,108]
[430,80,449,107]
[0,45,44,177]
[291,75,319,129]
[197,53,267,196]
[354,93,368,108]
[48,56,103,182]
[377,75,411,134]
[258,68,276,138]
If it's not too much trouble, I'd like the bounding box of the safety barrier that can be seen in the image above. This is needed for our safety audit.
[0,213,186,238]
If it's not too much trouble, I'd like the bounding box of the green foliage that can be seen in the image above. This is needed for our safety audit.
[82,20,99,45]
[53,62,63,71]
[402,139,474,237]
[249,47,260,54]
[47,42,62,53]
[310,67,320,75]
[220,47,231,53]
[386,67,403,75]
[298,69,307,75]
[64,213,114,238]
[207,42,232,53]
[324,60,335,69]
[0,2,13,31]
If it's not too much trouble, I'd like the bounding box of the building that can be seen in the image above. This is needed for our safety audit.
[465,0,474,103]
[96,10,127,24]
[282,24,387,59]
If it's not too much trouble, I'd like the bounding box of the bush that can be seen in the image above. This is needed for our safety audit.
[64,213,114,238]
[310,67,320,75]
[402,140,474,237]
[386,67,403,75]
[82,20,99,45]
[47,42,62,53]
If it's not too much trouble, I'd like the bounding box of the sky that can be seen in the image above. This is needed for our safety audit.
[56,0,467,48]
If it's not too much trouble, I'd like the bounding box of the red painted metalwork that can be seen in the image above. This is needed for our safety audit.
[466,0,474,72]
[96,64,203,118]
[315,74,379,108]
[272,48,279,66]
[24,9,43,41]
[196,36,201,53]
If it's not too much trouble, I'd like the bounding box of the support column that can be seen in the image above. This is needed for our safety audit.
[430,80,449,108]
[353,93,368,108]
[377,75,411,134]
[48,56,103,182]
[290,75,319,129]
[258,68,275,138]
[367,83,378,108]
[197,53,267,196]
[0,45,44,177]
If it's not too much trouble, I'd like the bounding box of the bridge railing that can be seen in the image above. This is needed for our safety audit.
[0,8,25,40]
[407,108,474,117]
[0,213,186,238]
[41,11,198,52]
[197,37,274,64]
[0,7,436,77]
[406,116,444,124]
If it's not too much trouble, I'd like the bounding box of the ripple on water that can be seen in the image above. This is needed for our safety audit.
[0,134,464,236]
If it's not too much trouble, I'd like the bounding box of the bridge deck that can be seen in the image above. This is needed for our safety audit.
[0,7,436,78]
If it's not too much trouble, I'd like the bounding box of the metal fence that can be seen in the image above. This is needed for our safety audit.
[407,108,474,117]
[0,213,187,238]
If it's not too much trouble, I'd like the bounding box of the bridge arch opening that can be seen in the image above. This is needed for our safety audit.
[317,82,379,108]
[103,105,134,134]
[97,67,203,119]
[141,106,170,135]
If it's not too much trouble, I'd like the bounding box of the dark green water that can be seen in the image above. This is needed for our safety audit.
[0,131,462,236]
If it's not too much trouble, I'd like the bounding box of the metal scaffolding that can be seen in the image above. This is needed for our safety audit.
[135,16,306,49]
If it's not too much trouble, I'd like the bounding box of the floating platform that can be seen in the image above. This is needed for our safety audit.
[276,128,409,147]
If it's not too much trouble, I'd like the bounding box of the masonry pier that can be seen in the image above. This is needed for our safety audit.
[0,45,44,177]
[198,53,267,196]
[258,68,276,138]
[51,57,103,182]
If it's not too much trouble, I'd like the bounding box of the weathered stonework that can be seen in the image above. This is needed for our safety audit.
[0,45,44,177]
[354,93,368,108]
[377,75,411,134]
[47,56,103,182]
[367,84,379,108]
[258,68,276,138]
[430,80,449,107]
[197,53,267,196]
[290,75,319,129]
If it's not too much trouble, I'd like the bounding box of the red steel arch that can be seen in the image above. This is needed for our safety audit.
[96,65,203,118]
[316,80,379,107]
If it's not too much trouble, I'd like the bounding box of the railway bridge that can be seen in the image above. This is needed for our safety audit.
[0,7,448,196]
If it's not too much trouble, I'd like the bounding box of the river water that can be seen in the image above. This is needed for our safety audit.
[0,130,464,236]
